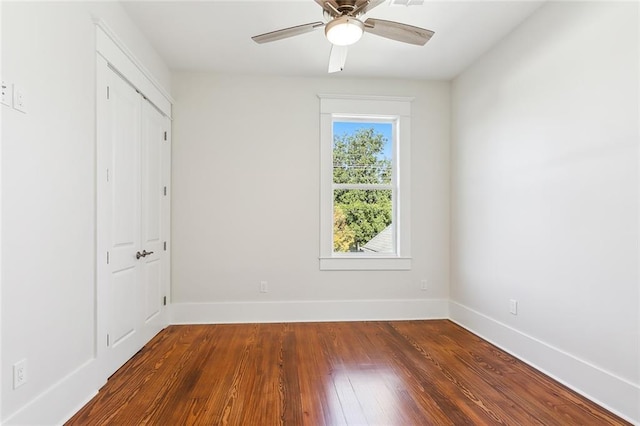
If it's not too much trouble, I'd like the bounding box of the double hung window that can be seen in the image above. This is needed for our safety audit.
[319,95,412,270]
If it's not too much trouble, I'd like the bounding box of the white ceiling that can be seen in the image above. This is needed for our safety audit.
[121,0,544,80]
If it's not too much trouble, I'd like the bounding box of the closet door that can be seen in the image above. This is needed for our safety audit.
[103,64,144,375]
[97,59,169,378]
[139,99,166,337]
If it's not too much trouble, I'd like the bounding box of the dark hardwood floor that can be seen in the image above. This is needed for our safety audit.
[66,320,629,425]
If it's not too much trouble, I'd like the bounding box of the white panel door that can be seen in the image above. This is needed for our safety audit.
[97,61,169,378]
[106,66,142,368]
[140,99,165,332]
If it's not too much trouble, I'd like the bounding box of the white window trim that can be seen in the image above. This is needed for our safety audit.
[319,94,412,271]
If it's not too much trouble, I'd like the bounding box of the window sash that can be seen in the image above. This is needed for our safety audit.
[331,117,398,255]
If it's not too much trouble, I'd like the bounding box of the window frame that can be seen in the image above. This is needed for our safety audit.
[319,94,412,271]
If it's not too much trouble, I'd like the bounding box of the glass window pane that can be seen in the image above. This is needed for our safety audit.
[333,122,392,185]
[333,189,393,254]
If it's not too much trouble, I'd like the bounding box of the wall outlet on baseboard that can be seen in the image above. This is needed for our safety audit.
[13,359,27,389]
[509,299,518,315]
[420,280,428,291]
[260,281,268,293]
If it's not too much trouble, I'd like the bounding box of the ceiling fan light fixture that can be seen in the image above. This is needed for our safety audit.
[325,16,364,46]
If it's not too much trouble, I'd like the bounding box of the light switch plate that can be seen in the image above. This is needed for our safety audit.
[1,80,12,107]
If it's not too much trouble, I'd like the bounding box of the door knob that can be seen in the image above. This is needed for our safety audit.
[136,250,155,259]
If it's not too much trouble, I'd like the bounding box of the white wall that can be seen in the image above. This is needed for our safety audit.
[451,1,639,422]
[0,2,4,422]
[1,2,169,424]
[170,73,450,323]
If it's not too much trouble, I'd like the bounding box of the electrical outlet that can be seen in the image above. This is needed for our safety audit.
[420,280,428,291]
[509,299,518,315]
[13,84,26,113]
[13,359,27,389]
[1,80,12,107]
[260,281,268,293]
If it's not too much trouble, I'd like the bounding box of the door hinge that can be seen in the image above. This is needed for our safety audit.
[164,131,167,141]
[106,86,110,100]
[106,168,110,182]
[106,251,110,264]
[163,296,167,306]
[163,241,167,251]
[163,186,167,196]
[106,334,110,346]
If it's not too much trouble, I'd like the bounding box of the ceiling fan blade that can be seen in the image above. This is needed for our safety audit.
[352,0,386,16]
[252,22,325,44]
[364,18,434,46]
[328,44,348,73]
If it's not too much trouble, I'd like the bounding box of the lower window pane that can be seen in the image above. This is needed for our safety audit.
[333,189,393,254]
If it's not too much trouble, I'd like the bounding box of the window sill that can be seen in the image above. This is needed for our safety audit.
[319,256,412,271]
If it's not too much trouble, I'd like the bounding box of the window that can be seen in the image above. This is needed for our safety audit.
[319,95,412,270]
[332,120,394,254]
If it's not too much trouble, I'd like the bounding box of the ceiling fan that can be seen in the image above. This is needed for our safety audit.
[251,0,434,73]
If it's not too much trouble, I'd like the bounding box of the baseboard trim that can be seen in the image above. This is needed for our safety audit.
[170,298,449,324]
[2,358,104,426]
[449,301,640,425]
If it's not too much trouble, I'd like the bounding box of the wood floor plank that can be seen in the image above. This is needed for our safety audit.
[295,322,350,426]
[66,320,631,426]
[280,324,306,425]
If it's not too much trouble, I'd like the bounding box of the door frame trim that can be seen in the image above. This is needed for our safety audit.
[94,19,173,118]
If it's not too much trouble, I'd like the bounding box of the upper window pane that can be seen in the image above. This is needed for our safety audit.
[332,121,392,185]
